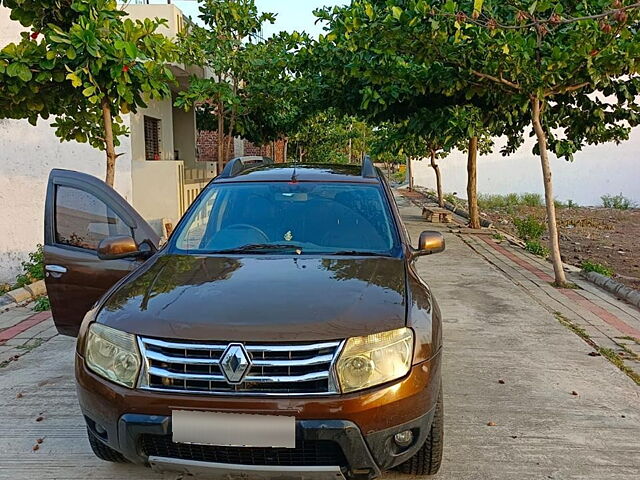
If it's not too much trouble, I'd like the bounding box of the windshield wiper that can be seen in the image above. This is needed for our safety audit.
[331,250,389,257]
[211,244,303,254]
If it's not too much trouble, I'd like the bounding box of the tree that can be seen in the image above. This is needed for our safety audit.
[401,0,640,285]
[303,1,512,228]
[286,111,374,164]
[175,0,276,173]
[0,0,177,186]
[310,0,640,286]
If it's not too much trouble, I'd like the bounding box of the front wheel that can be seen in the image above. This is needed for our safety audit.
[396,388,444,476]
[87,428,129,463]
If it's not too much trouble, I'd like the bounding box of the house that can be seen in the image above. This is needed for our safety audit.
[0,2,223,282]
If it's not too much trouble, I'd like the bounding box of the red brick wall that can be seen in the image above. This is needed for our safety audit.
[196,130,219,162]
[244,139,287,163]
[197,131,287,164]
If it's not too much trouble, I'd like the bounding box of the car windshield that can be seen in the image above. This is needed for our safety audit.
[173,182,399,255]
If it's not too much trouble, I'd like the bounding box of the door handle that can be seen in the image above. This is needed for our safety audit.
[45,265,68,274]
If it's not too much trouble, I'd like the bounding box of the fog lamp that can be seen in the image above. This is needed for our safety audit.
[394,430,414,447]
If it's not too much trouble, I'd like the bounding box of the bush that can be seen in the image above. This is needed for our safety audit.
[555,198,578,209]
[513,215,546,242]
[581,260,614,277]
[520,193,543,207]
[444,193,459,206]
[33,296,50,312]
[15,245,45,288]
[525,241,549,258]
[478,192,542,210]
[601,194,635,210]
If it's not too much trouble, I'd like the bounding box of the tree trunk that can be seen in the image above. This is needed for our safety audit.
[430,149,444,207]
[217,99,225,174]
[101,98,117,187]
[283,138,288,163]
[531,96,567,286]
[467,136,480,229]
[407,156,414,191]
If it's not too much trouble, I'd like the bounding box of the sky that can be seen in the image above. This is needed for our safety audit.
[165,0,344,38]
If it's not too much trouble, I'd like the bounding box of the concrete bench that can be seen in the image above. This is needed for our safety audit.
[422,207,453,224]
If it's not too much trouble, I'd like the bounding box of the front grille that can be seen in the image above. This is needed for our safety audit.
[137,337,343,395]
[140,434,347,467]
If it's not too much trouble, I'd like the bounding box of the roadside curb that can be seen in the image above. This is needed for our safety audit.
[581,271,640,310]
[0,280,46,313]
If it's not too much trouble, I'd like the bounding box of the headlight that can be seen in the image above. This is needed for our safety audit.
[336,328,414,393]
[85,323,141,388]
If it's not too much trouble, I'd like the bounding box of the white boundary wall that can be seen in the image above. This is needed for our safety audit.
[413,129,640,207]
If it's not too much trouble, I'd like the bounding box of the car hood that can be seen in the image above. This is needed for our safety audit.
[98,254,407,342]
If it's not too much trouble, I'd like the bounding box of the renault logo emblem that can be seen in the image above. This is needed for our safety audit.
[219,344,251,384]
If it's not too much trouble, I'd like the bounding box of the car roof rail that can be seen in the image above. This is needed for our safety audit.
[219,156,274,178]
[362,155,377,179]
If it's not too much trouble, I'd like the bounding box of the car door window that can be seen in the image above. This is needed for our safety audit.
[178,189,219,249]
[55,185,132,251]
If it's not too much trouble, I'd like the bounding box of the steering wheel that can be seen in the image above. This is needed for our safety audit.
[219,224,269,244]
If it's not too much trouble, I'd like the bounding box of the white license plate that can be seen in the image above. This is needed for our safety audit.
[172,411,296,448]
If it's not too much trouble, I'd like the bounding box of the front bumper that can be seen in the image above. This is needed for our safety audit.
[86,409,435,479]
[77,351,441,478]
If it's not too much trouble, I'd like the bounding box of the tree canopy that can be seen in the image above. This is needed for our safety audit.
[0,0,176,185]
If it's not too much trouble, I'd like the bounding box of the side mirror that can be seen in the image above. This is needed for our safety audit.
[415,231,445,257]
[97,236,141,260]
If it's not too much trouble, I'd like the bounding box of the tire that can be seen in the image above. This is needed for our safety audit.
[397,388,444,476]
[87,428,129,463]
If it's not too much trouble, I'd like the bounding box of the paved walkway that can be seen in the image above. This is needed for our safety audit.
[0,194,638,479]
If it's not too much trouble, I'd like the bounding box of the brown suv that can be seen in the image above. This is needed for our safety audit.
[44,157,445,479]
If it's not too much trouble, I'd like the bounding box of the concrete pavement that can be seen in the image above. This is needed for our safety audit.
[0,195,638,479]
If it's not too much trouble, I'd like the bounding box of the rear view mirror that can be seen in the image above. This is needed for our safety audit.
[97,236,140,260]
[415,231,445,256]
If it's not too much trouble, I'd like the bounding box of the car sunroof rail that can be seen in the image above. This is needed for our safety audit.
[362,155,377,179]
[219,156,274,178]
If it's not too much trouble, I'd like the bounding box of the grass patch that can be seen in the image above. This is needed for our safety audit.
[554,312,592,343]
[601,193,636,210]
[33,296,50,312]
[444,192,460,206]
[478,192,543,211]
[16,338,44,353]
[525,241,549,258]
[492,232,505,241]
[581,260,614,277]
[513,215,546,242]
[15,245,44,288]
[555,198,578,209]
[599,347,640,385]
[618,336,640,345]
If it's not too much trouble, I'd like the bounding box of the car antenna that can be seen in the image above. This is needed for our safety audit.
[290,164,298,184]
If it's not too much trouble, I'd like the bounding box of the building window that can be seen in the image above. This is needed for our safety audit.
[144,116,161,161]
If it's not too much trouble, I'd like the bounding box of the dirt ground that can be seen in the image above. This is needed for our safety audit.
[483,206,640,290]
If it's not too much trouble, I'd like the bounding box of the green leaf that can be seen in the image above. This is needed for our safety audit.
[66,47,76,60]
[7,62,32,82]
[473,0,484,15]
[82,86,96,97]
[528,1,538,14]
[124,42,137,58]
[391,6,403,20]
[365,4,374,20]
[65,72,82,88]
[49,34,70,44]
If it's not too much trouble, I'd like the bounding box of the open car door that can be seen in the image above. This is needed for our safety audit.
[44,169,160,336]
